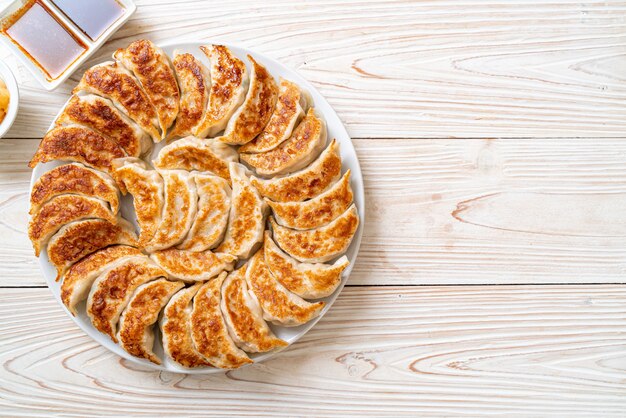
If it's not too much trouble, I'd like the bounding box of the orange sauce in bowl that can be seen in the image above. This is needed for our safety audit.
[0,78,9,125]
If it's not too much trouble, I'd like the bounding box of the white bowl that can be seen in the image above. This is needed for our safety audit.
[0,59,18,138]
[31,41,365,374]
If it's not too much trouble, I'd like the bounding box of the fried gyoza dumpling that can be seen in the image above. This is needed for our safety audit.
[177,173,231,251]
[220,55,278,145]
[251,139,341,202]
[30,163,120,215]
[266,170,353,230]
[73,62,161,141]
[220,265,287,352]
[28,194,117,257]
[239,79,308,153]
[161,283,211,368]
[169,51,211,139]
[112,157,164,247]
[47,218,138,281]
[61,245,143,315]
[264,231,348,299]
[270,204,359,263]
[191,272,252,369]
[55,94,152,157]
[87,256,166,342]
[194,45,248,138]
[118,278,184,364]
[29,125,126,173]
[240,108,326,176]
[245,250,324,326]
[150,248,236,282]
[114,40,179,138]
[145,170,197,252]
[216,163,268,259]
[153,136,237,182]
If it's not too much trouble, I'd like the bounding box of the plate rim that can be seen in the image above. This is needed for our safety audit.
[31,40,365,374]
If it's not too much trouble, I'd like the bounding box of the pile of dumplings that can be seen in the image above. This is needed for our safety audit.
[27,40,359,369]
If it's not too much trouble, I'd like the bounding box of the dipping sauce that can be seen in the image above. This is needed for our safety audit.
[52,0,125,41]
[0,78,9,125]
[2,1,86,80]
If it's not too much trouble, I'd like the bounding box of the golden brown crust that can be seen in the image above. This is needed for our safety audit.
[145,170,197,252]
[169,53,210,138]
[264,231,348,299]
[177,174,231,251]
[61,245,142,313]
[194,45,248,137]
[245,250,324,326]
[28,126,126,173]
[73,62,160,140]
[161,283,211,368]
[87,257,166,342]
[55,95,147,157]
[220,55,278,145]
[114,40,180,136]
[48,218,138,281]
[118,278,184,364]
[270,204,359,263]
[30,163,120,215]
[239,79,306,153]
[112,157,164,246]
[28,194,117,257]
[153,136,237,181]
[240,108,325,176]
[190,273,252,369]
[251,139,342,202]
[266,170,353,230]
[216,163,267,259]
[221,266,287,352]
[150,248,236,282]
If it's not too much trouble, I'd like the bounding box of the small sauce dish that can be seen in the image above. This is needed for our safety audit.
[0,60,19,138]
[0,0,135,91]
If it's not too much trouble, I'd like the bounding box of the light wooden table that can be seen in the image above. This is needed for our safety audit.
[1,1,625,416]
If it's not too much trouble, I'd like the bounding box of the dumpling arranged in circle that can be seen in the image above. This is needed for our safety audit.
[28,194,117,257]
[216,163,268,259]
[239,78,308,154]
[47,218,138,281]
[30,163,120,215]
[87,256,167,342]
[74,62,161,141]
[113,39,180,138]
[153,136,237,182]
[55,94,152,157]
[29,125,126,174]
[117,278,184,364]
[251,139,342,202]
[191,272,253,369]
[270,204,359,263]
[194,45,248,138]
[169,51,211,139]
[113,157,164,247]
[27,40,361,371]
[245,249,325,327]
[240,108,326,176]
[220,55,278,145]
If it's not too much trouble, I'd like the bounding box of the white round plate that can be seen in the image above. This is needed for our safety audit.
[31,42,364,373]
[0,59,19,138]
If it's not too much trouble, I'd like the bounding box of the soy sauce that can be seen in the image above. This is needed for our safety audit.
[2,0,86,80]
[52,0,125,41]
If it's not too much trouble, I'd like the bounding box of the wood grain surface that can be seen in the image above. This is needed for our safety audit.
[0,0,625,416]
[1,287,625,416]
[1,0,625,139]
